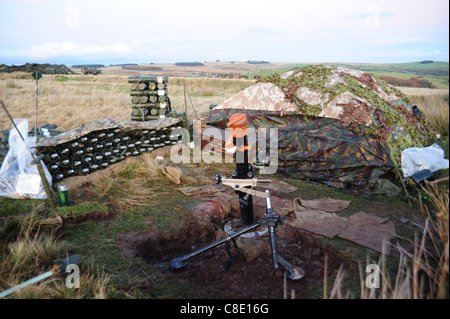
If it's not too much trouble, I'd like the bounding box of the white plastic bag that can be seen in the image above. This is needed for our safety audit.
[401,143,449,178]
[0,119,52,199]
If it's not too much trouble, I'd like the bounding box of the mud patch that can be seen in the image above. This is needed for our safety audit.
[66,211,116,225]
[118,223,216,260]
[120,223,349,298]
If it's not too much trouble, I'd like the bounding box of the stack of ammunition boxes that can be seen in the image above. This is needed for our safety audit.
[128,76,170,121]
[38,125,183,182]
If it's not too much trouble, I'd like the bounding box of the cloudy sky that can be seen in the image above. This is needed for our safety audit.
[0,0,448,66]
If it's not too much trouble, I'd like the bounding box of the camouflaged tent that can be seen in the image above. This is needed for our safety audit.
[204,65,435,194]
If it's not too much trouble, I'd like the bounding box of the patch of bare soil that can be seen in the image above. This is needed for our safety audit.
[119,223,349,299]
[66,211,116,225]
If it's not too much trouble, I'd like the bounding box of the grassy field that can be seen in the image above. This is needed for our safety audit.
[334,61,449,76]
[100,61,295,77]
[0,72,254,132]
[0,69,448,300]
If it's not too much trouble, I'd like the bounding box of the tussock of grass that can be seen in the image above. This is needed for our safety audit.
[5,80,21,89]
[139,154,162,179]
[82,155,176,212]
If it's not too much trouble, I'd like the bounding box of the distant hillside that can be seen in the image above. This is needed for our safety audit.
[244,61,449,89]
[121,65,163,71]
[332,61,449,77]
[174,62,204,67]
[110,63,138,67]
[247,60,270,64]
[72,64,105,69]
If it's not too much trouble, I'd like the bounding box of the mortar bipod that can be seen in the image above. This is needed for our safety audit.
[260,189,303,280]
[170,185,304,280]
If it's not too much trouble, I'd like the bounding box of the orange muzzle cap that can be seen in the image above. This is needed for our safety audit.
[226,113,247,138]
[225,113,250,151]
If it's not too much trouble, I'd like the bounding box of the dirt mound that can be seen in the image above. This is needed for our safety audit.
[119,223,349,298]
[0,63,75,75]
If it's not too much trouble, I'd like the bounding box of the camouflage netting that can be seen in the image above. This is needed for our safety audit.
[0,63,75,75]
[205,65,435,194]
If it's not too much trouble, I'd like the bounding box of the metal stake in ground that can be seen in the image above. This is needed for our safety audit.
[183,81,198,120]
[32,65,42,144]
[0,100,61,223]
[0,254,82,299]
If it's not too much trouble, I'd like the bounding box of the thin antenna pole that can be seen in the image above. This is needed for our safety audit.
[35,75,39,144]
[184,81,198,120]
[183,80,188,118]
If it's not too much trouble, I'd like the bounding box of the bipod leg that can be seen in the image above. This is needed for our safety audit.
[170,222,259,269]
[261,190,304,280]
[222,238,240,272]
[276,254,304,280]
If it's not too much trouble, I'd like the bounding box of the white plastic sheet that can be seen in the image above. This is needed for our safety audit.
[0,119,52,199]
[401,143,449,178]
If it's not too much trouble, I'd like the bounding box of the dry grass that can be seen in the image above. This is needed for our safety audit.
[409,93,449,137]
[169,77,254,120]
[327,185,449,299]
[397,87,449,97]
[0,209,111,298]
[82,154,174,212]
[0,73,254,132]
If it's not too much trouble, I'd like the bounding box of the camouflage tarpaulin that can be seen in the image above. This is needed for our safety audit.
[205,108,393,193]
